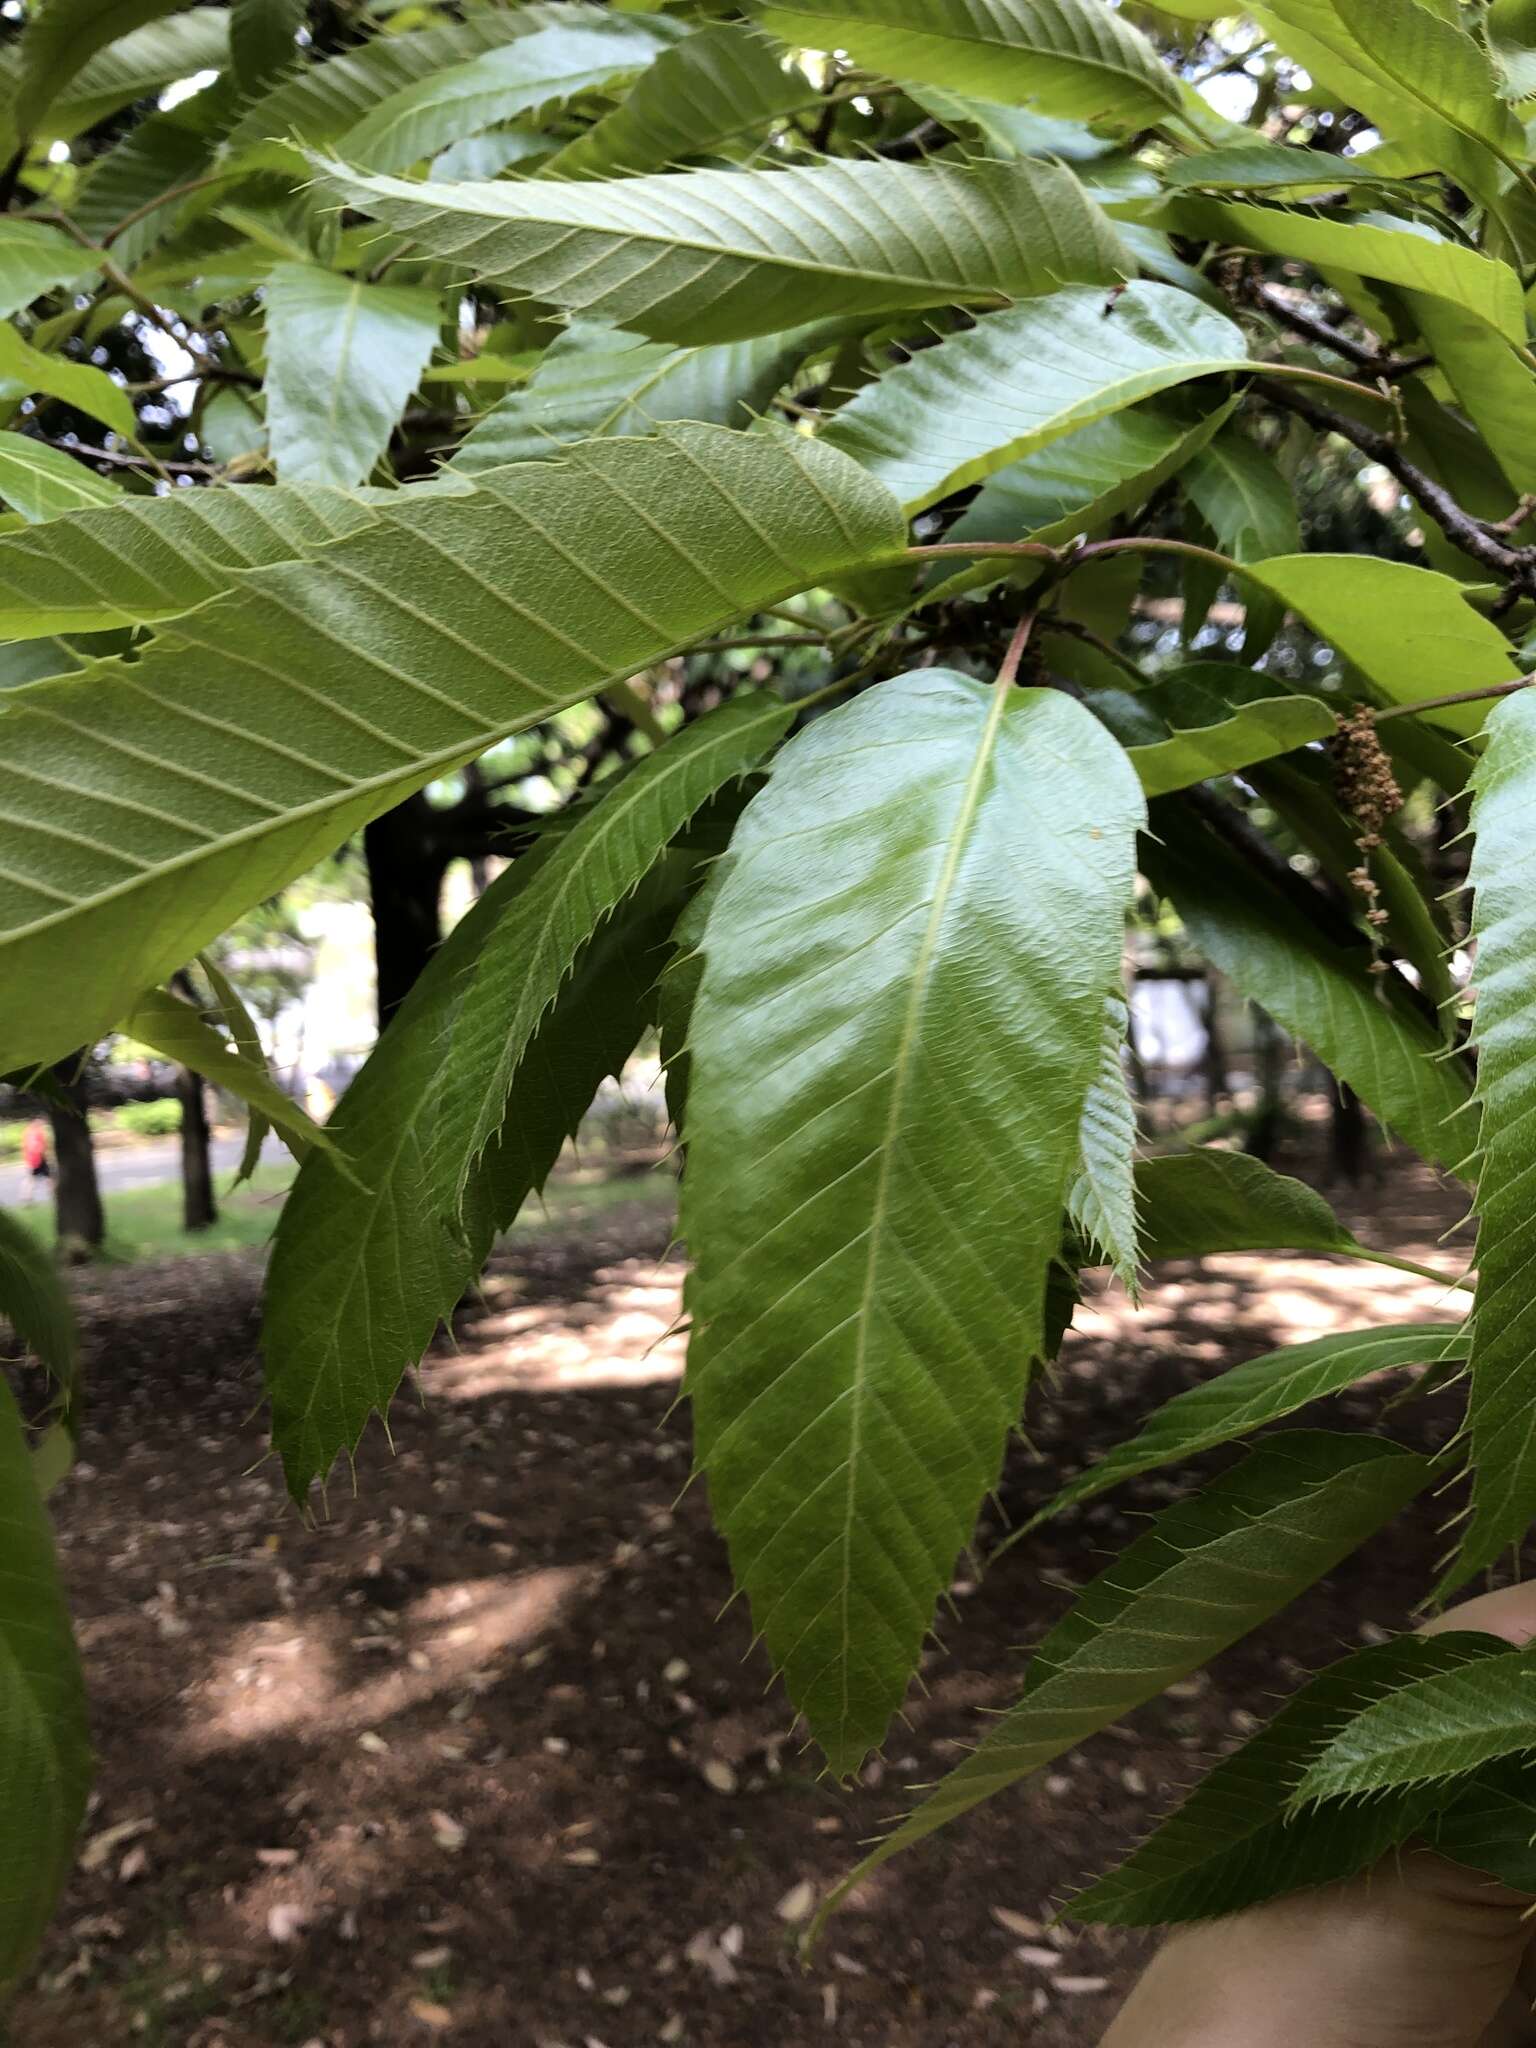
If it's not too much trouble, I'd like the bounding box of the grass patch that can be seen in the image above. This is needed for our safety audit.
[500,1161,677,1245]
[13,1163,293,1263]
[9,1154,677,1265]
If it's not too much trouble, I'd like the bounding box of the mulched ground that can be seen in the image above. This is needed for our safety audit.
[10,1158,1480,2048]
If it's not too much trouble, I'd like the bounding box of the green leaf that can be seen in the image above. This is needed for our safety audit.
[0,1209,77,1409]
[230,0,303,94]
[1296,1645,1536,1803]
[71,83,231,270]
[909,83,1130,159]
[0,7,227,155]
[0,435,120,523]
[1183,428,1300,563]
[1426,1759,1536,1891]
[0,424,903,1073]
[431,692,793,1221]
[823,282,1245,512]
[818,1433,1429,1924]
[683,670,1144,1774]
[0,221,99,320]
[1168,199,1525,342]
[118,984,324,1162]
[0,1372,91,1998]
[312,154,1129,345]
[0,481,377,639]
[1163,143,1412,192]
[1244,555,1518,736]
[758,0,1181,127]
[1035,1322,1466,1526]
[451,319,825,473]
[657,867,715,1135]
[1073,1634,1505,1926]
[944,396,1233,551]
[1406,294,1536,498]
[222,5,598,163]
[197,952,273,1185]
[1135,1147,1380,1262]
[264,856,688,1493]
[12,0,197,136]
[0,323,136,441]
[541,22,811,179]
[1111,666,1335,797]
[1261,0,1521,152]
[335,16,676,175]
[0,639,82,689]
[1442,692,1536,1589]
[263,262,440,490]
[1143,800,1478,1172]
[1067,992,1140,1293]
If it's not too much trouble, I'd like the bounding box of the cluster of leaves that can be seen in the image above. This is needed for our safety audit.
[7,0,1536,1992]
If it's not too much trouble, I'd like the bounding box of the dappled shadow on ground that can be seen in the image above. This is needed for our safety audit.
[11,1169,1481,2048]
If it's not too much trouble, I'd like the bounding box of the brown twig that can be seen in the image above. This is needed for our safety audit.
[1260,378,1532,582]
[1371,676,1533,723]
[996,610,1036,688]
[103,170,239,244]
[1248,278,1431,382]
[29,436,219,477]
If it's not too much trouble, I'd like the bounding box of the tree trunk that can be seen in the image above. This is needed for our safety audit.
[1201,973,1229,1118]
[461,760,490,898]
[365,796,447,1030]
[47,1054,103,1258]
[1328,1079,1371,1186]
[177,1065,217,1231]
[1244,1006,1287,1163]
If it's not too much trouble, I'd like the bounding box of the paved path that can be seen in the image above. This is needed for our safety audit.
[11,1130,288,1204]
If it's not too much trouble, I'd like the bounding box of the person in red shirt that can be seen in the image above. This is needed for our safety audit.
[20,1118,49,1203]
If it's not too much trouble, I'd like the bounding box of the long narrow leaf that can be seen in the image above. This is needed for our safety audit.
[263,858,688,1492]
[1296,1647,1536,1803]
[541,22,810,179]
[0,423,904,1071]
[264,263,440,490]
[118,985,324,1161]
[0,1374,91,1996]
[1035,1322,1467,1525]
[451,320,826,473]
[1067,992,1140,1293]
[1143,800,1477,1172]
[1443,692,1536,1587]
[0,482,375,639]
[432,692,794,1212]
[312,155,1129,345]
[825,282,1246,512]
[816,1433,1430,1927]
[759,0,1180,127]
[1073,1633,1506,1925]
[683,670,1145,1773]
[0,1209,77,1411]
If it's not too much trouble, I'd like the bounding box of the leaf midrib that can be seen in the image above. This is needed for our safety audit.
[836,670,1012,1753]
[343,162,1033,303]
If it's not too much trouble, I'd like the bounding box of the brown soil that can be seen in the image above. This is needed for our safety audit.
[11,1161,1478,2048]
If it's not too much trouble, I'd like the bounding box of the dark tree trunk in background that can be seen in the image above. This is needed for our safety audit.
[1244,1007,1287,1163]
[461,760,490,898]
[1328,1079,1371,1185]
[177,1065,217,1232]
[365,796,448,1031]
[1201,973,1229,1117]
[47,1054,103,1258]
